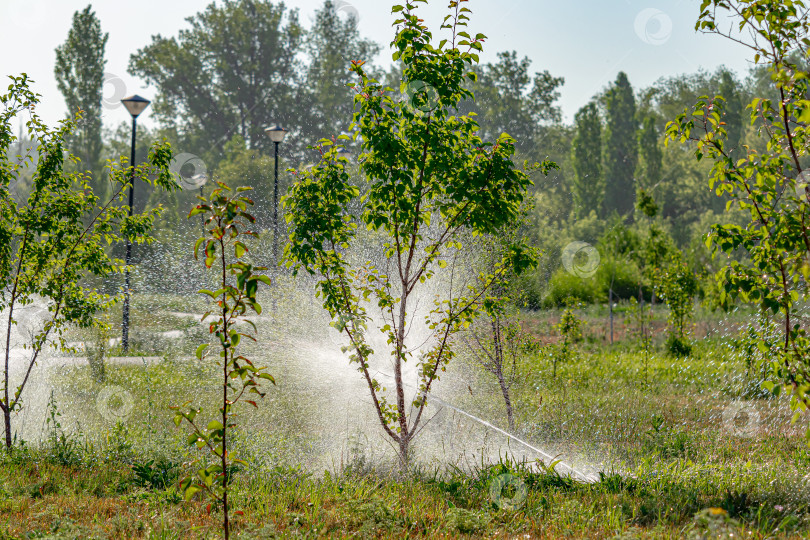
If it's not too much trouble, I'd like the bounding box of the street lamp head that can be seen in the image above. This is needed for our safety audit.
[265,124,288,143]
[121,95,151,118]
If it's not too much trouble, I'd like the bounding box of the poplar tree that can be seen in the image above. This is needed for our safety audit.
[603,72,638,218]
[54,5,108,194]
[571,101,603,218]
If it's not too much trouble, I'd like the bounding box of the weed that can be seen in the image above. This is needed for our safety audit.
[131,458,180,490]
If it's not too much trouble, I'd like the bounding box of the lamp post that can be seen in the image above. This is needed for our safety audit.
[120,94,150,351]
[264,125,288,262]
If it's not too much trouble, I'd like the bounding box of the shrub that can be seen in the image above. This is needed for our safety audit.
[543,269,599,308]
[131,458,180,490]
[595,257,644,301]
[666,335,693,358]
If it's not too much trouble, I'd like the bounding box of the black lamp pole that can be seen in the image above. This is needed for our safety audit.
[264,125,288,263]
[122,116,135,351]
[120,95,150,352]
[273,140,280,261]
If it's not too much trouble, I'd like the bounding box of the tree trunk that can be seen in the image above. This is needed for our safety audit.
[491,316,514,431]
[398,436,409,472]
[3,407,10,449]
[497,373,515,431]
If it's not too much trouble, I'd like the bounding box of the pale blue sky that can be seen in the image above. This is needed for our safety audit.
[1,0,751,129]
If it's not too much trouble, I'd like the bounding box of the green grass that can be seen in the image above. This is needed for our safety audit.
[2,298,809,538]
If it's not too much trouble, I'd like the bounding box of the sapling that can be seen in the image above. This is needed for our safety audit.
[629,296,652,383]
[284,0,553,468]
[667,0,810,420]
[172,183,274,540]
[0,75,174,449]
[553,304,583,379]
[464,212,538,431]
[464,305,525,431]
[656,252,697,357]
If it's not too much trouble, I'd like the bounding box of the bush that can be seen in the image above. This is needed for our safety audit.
[595,258,644,301]
[666,334,692,357]
[131,458,180,490]
[542,270,599,308]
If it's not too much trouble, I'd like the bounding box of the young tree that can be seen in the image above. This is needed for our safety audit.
[54,5,108,195]
[603,72,638,218]
[633,188,672,360]
[571,101,603,218]
[463,304,523,430]
[462,222,537,432]
[656,253,697,357]
[636,188,670,302]
[0,75,175,449]
[173,184,274,540]
[284,0,551,468]
[667,0,810,418]
[553,306,583,379]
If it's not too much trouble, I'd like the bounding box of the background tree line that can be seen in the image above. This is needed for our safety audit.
[10,0,768,310]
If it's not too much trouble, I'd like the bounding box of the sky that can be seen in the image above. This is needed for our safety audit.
[0,0,754,130]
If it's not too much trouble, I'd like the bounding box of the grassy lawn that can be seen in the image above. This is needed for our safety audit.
[1,296,809,538]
